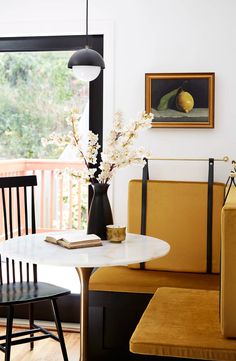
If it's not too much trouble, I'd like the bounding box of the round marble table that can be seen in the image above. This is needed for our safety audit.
[0,231,170,361]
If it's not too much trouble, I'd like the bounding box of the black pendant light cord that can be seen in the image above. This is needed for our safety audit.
[86,0,89,47]
[68,0,105,74]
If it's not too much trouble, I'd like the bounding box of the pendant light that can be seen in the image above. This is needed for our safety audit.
[68,0,105,82]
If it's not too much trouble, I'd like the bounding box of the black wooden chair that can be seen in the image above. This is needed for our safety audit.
[0,175,71,361]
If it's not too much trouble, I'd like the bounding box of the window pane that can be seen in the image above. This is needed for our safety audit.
[0,51,88,159]
[0,51,89,293]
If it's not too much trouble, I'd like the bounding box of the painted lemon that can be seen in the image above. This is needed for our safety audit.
[176,91,194,113]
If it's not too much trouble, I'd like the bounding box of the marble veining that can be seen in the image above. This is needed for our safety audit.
[0,231,170,268]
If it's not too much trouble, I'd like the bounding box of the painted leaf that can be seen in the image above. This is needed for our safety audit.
[157,88,179,111]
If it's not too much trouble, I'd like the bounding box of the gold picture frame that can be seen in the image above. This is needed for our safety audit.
[145,72,215,128]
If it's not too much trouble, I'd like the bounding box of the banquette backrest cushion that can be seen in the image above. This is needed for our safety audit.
[128,180,225,273]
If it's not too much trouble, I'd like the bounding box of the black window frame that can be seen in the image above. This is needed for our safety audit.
[0,34,104,322]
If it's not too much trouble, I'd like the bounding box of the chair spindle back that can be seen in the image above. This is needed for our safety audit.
[0,176,38,284]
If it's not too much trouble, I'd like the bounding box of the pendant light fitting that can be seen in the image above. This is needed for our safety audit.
[68,0,105,82]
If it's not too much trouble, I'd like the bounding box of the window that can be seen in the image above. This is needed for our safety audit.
[0,35,104,321]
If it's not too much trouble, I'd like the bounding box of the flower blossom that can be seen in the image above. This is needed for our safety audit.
[42,110,153,184]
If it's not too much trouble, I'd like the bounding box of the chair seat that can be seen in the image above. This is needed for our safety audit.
[0,282,70,305]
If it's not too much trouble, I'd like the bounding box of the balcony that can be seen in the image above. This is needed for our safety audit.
[0,158,86,237]
[0,158,86,292]
[0,159,87,262]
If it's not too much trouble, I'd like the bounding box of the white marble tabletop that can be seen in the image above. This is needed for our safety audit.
[0,231,170,268]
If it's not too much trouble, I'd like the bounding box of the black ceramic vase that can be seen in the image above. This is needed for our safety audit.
[87,183,113,239]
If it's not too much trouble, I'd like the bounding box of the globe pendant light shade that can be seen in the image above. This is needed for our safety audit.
[68,0,105,82]
[72,66,101,82]
[68,47,105,81]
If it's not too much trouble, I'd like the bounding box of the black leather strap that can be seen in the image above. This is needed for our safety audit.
[141,159,149,235]
[140,159,149,269]
[207,158,214,274]
[223,175,236,205]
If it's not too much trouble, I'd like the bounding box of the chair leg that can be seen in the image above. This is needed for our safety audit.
[51,298,69,361]
[5,305,14,361]
[29,303,34,351]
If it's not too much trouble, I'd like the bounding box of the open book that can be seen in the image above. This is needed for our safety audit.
[44,233,102,249]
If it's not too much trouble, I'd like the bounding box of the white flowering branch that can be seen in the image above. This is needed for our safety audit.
[42,109,153,184]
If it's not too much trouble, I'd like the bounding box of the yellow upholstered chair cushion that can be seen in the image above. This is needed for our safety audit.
[221,187,236,338]
[89,266,219,294]
[130,287,236,361]
[128,180,225,273]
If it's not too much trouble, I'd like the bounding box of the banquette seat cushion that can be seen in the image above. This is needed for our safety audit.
[130,287,236,361]
[89,266,219,294]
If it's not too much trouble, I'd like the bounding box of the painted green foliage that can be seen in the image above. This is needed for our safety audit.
[157,88,179,111]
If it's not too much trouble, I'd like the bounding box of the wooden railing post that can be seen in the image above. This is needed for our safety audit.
[0,159,85,235]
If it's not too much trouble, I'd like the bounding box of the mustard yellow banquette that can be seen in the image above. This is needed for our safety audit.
[88,179,226,361]
[130,188,236,361]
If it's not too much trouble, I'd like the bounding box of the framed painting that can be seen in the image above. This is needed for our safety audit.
[145,73,215,128]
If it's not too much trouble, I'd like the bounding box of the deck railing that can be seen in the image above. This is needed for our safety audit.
[0,159,86,235]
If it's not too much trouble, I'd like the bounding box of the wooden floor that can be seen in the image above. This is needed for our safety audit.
[0,327,80,361]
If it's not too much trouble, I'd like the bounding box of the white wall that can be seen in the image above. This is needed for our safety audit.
[0,0,235,225]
